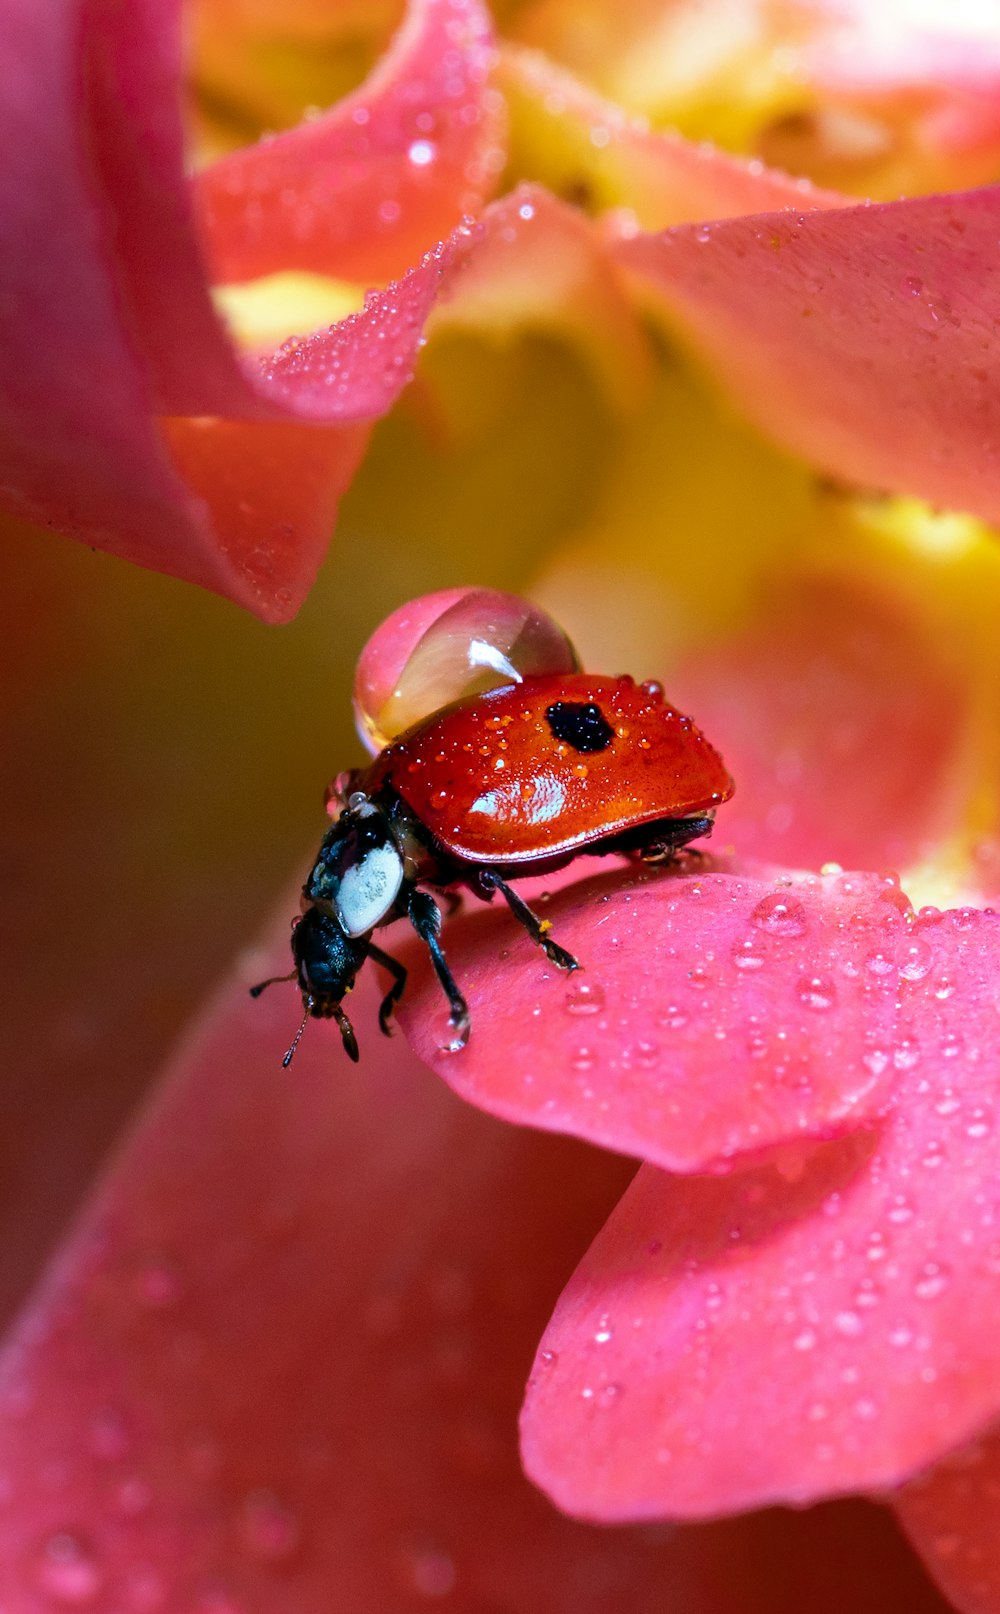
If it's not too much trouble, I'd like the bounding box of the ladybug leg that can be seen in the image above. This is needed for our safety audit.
[637,842,706,867]
[407,890,471,1052]
[368,943,407,1036]
[332,1005,360,1064]
[478,871,580,973]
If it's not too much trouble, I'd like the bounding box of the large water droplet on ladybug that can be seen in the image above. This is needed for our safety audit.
[354,589,579,754]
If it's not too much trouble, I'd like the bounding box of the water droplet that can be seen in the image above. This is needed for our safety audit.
[239,1489,301,1564]
[833,1310,863,1337]
[596,1382,621,1407]
[564,980,605,1015]
[36,1533,103,1604]
[751,893,808,935]
[593,1316,614,1344]
[914,1262,950,1300]
[407,139,437,167]
[899,939,933,981]
[865,947,897,980]
[731,936,767,971]
[792,1328,817,1351]
[796,974,837,1011]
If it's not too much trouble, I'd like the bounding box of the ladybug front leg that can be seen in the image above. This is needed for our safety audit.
[407,890,471,1052]
[367,942,407,1036]
[477,871,580,973]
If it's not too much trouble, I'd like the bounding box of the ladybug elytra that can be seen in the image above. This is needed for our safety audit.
[252,590,733,1063]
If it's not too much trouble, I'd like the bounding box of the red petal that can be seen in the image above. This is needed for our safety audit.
[398,863,912,1172]
[160,416,370,618]
[195,0,504,285]
[897,1436,1000,1614]
[612,188,1000,528]
[521,904,1000,1518]
[0,0,492,617]
[0,923,944,1611]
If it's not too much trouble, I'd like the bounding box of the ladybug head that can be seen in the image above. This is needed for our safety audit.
[250,907,368,1066]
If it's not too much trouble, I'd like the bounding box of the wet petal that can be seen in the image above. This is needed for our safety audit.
[521,904,1000,1518]
[898,1435,1000,1614]
[195,0,504,285]
[398,864,913,1172]
[0,919,943,1612]
[0,0,491,618]
[613,189,1000,532]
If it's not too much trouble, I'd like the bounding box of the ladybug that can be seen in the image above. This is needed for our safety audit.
[252,591,733,1064]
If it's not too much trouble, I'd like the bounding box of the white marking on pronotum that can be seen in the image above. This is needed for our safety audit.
[335,843,405,937]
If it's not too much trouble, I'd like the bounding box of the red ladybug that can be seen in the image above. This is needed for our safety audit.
[252,593,733,1064]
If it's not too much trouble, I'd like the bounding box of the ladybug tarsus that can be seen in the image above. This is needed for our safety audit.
[479,869,581,973]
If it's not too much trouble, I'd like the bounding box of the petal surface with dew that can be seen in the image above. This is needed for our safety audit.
[612,188,1000,533]
[520,906,1000,1518]
[398,863,918,1172]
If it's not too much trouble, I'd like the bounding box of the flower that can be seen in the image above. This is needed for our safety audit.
[3,0,1000,1609]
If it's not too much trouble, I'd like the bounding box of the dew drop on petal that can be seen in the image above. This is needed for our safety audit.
[731,935,767,971]
[913,1262,951,1300]
[750,893,808,935]
[899,938,933,981]
[796,974,837,1012]
[36,1533,103,1605]
[239,1489,302,1564]
[407,139,437,166]
[564,979,606,1016]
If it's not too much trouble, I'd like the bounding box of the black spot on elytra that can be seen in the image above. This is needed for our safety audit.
[545,701,614,753]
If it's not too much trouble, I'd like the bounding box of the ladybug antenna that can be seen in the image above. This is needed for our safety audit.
[249,968,297,999]
[282,997,314,1069]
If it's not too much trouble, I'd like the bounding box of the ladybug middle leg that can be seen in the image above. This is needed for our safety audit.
[407,889,471,1051]
[477,870,580,973]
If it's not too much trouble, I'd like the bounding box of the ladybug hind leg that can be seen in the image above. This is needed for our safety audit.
[478,870,580,973]
[407,889,471,1052]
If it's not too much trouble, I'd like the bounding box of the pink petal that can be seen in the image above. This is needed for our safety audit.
[0,923,943,1612]
[521,904,1000,1519]
[673,569,963,874]
[159,416,371,617]
[612,188,1000,529]
[398,863,912,1172]
[195,0,504,284]
[0,0,493,617]
[897,1436,1000,1614]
